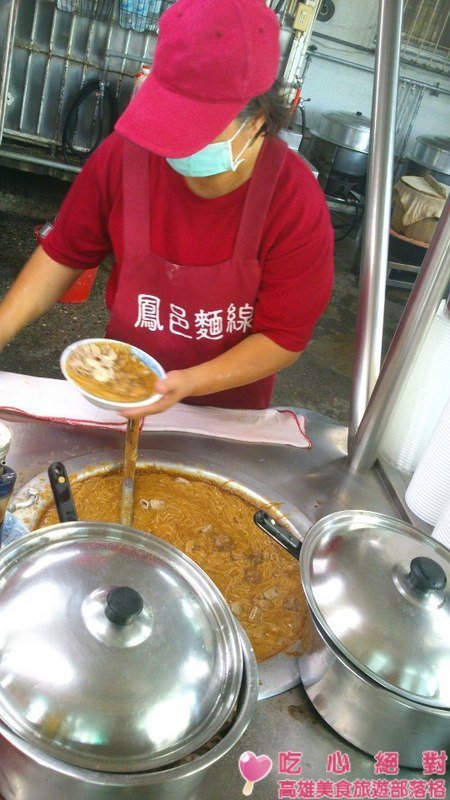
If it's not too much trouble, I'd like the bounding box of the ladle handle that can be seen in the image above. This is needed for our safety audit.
[120,418,141,527]
[48,462,78,523]
[253,509,301,560]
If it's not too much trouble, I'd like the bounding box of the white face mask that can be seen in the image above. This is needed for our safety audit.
[166,121,252,177]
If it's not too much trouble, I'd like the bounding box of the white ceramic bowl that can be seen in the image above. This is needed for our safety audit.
[60,338,166,413]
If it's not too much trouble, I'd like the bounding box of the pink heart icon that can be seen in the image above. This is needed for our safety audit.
[239,751,273,792]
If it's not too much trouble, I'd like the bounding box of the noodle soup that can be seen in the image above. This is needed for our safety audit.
[39,467,308,662]
[65,341,158,403]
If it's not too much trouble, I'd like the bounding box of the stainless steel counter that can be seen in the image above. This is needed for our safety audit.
[0,409,431,795]
[3,409,399,525]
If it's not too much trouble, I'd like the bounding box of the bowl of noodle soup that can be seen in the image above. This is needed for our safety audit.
[61,338,166,412]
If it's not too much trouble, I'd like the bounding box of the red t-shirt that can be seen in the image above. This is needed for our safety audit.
[43,132,333,352]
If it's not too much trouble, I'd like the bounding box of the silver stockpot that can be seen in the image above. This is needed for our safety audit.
[411,135,450,177]
[256,509,450,767]
[0,522,258,799]
[313,110,372,154]
[300,511,450,768]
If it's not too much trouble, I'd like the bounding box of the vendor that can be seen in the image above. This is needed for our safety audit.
[0,0,333,415]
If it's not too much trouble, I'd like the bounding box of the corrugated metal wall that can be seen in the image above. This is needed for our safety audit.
[0,0,157,168]
[0,0,314,174]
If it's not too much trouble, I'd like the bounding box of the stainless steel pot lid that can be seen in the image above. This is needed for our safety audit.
[0,522,243,772]
[300,510,450,709]
[321,110,372,130]
[314,111,372,153]
[412,136,450,174]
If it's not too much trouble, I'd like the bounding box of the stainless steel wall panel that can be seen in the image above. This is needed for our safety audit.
[20,55,53,134]
[0,0,18,146]
[6,46,28,134]
[30,1,56,50]
[89,21,115,64]
[1,0,157,165]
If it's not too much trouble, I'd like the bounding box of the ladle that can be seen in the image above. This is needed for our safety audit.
[120,418,141,526]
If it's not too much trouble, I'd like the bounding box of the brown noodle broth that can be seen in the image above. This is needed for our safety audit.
[38,468,308,661]
[66,342,157,402]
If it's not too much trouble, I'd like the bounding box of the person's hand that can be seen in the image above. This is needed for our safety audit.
[122,369,197,418]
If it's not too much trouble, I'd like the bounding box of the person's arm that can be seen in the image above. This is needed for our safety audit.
[0,136,120,355]
[0,246,83,352]
[125,333,301,417]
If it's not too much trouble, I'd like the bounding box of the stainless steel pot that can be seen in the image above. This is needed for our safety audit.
[412,136,450,177]
[0,641,256,800]
[313,110,372,154]
[0,521,258,799]
[255,509,450,767]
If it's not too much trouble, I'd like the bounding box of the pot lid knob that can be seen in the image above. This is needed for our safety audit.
[405,557,447,594]
[105,586,144,626]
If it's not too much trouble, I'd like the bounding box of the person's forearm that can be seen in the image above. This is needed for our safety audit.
[186,333,300,396]
[130,332,302,417]
[0,246,83,350]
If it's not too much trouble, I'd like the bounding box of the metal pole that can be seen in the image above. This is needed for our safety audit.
[348,197,450,473]
[348,0,404,442]
[310,51,450,96]
[0,149,80,174]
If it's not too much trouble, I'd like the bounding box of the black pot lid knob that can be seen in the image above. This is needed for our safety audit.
[105,586,144,626]
[406,557,447,594]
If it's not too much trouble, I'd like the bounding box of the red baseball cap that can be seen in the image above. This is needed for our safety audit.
[115,0,280,158]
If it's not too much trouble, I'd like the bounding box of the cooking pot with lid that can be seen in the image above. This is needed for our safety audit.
[309,111,371,184]
[411,136,450,177]
[0,521,258,799]
[313,110,372,154]
[256,509,450,767]
[299,511,450,768]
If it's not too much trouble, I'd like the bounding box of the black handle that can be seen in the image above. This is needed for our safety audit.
[48,462,78,523]
[105,586,144,626]
[405,557,447,594]
[253,509,301,560]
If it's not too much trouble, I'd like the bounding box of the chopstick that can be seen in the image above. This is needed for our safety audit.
[120,418,141,526]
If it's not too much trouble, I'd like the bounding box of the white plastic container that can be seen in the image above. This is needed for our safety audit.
[380,300,450,473]
[432,495,450,549]
[405,399,450,525]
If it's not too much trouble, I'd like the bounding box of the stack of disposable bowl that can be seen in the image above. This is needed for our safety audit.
[380,300,450,473]
[405,399,450,525]
[432,497,450,549]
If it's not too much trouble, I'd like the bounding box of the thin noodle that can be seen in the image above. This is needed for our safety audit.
[38,467,308,662]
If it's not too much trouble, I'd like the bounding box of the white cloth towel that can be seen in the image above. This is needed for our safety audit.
[0,372,311,448]
[394,176,448,226]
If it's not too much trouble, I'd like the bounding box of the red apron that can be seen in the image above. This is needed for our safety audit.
[106,135,288,409]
